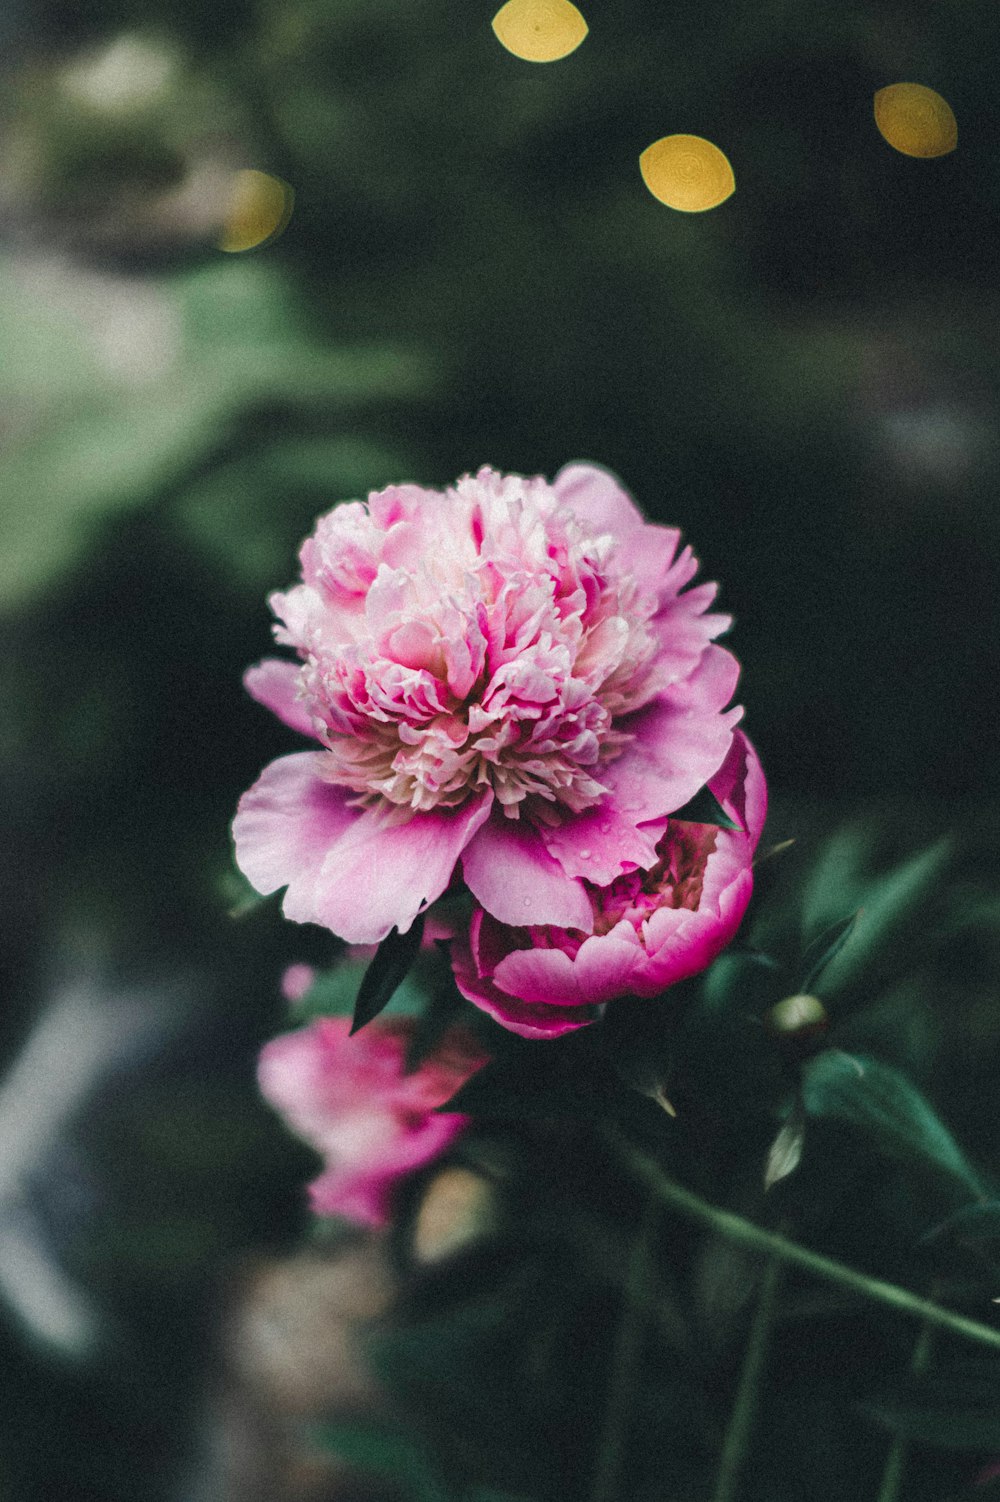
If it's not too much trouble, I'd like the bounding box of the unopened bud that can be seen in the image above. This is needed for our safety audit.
[765,993,829,1042]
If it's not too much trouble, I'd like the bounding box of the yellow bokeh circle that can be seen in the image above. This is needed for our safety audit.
[639,134,735,213]
[874,83,957,159]
[491,0,588,63]
[218,170,295,254]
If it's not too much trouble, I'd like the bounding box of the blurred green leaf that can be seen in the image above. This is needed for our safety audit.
[921,1202,1000,1247]
[816,841,951,999]
[802,1051,983,1196]
[314,1420,453,1502]
[800,911,861,994]
[0,256,434,608]
[295,952,434,1022]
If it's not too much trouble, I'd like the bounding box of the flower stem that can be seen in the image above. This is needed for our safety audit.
[590,1195,658,1502]
[712,1252,782,1502]
[875,1315,935,1502]
[606,1131,1000,1353]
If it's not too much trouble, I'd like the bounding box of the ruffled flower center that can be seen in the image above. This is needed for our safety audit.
[528,820,718,957]
[273,469,666,819]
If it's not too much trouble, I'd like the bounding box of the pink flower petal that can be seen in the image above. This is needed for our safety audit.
[244,658,317,739]
[312,790,495,944]
[450,929,594,1039]
[493,924,647,1007]
[553,462,683,597]
[234,755,493,943]
[708,729,768,845]
[233,753,357,924]
[542,645,741,885]
[461,814,594,931]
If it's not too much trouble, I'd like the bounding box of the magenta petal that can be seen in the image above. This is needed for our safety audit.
[233,753,357,924]
[494,925,646,1007]
[540,799,666,888]
[708,730,768,844]
[451,935,594,1038]
[244,658,317,739]
[461,815,594,930]
[312,791,494,944]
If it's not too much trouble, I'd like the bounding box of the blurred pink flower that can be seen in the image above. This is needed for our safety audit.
[233,463,740,944]
[280,963,316,1003]
[257,1017,486,1227]
[451,731,766,1037]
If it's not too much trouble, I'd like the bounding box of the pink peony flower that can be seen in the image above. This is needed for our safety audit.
[257,1016,486,1227]
[450,731,767,1037]
[233,463,741,944]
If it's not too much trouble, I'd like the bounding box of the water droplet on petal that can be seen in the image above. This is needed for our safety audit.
[874,83,957,158]
[218,169,295,253]
[639,134,735,213]
[491,0,588,63]
[579,848,591,859]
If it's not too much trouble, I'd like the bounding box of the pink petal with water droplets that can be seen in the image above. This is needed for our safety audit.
[462,813,594,931]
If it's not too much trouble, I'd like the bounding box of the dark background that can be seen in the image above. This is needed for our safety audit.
[1,1,998,1496]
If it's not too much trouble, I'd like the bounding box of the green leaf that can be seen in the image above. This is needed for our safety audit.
[800,826,872,939]
[802,1050,983,1196]
[764,1101,805,1192]
[799,911,861,993]
[351,916,426,1034]
[668,785,741,831]
[701,949,784,1014]
[313,1420,452,1502]
[803,839,951,1000]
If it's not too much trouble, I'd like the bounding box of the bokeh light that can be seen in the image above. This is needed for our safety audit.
[874,83,957,158]
[217,169,295,253]
[491,0,588,63]
[639,134,735,212]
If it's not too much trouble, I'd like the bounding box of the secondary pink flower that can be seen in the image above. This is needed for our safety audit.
[257,1016,486,1227]
[233,463,741,944]
[451,731,766,1038]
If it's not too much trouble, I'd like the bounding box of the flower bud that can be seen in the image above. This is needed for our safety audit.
[765,993,829,1045]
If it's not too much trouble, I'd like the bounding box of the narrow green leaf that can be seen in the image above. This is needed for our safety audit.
[802,1050,983,1196]
[668,785,741,831]
[351,915,426,1034]
[800,911,861,993]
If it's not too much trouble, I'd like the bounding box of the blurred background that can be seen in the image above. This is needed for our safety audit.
[1,0,999,1497]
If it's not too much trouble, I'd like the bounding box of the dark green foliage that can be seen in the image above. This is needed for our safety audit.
[352,916,427,1034]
